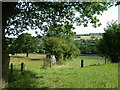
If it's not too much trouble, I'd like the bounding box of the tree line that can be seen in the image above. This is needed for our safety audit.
[7,26,80,61]
[74,39,99,54]
[7,20,120,63]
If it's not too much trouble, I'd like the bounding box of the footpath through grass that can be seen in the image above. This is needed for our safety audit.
[8,54,118,88]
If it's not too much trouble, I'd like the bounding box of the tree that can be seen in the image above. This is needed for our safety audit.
[14,33,40,57]
[2,1,118,84]
[44,37,68,60]
[44,37,80,62]
[2,2,18,84]
[5,2,114,36]
[97,21,120,63]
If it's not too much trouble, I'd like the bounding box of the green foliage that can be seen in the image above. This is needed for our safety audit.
[6,38,16,55]
[97,21,120,63]
[16,33,39,53]
[36,36,45,54]
[44,23,80,61]
[5,2,114,36]
[74,39,98,54]
[44,37,80,61]
[8,33,40,57]
[63,42,80,59]
[46,24,75,40]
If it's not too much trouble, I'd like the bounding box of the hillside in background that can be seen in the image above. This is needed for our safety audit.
[74,33,102,40]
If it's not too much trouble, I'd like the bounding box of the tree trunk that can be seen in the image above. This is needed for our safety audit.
[2,17,10,88]
[46,54,50,58]
[2,25,10,87]
[105,57,107,64]
[2,2,17,87]
[26,53,29,57]
[2,53,10,87]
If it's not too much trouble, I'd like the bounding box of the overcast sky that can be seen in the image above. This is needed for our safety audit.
[6,5,118,38]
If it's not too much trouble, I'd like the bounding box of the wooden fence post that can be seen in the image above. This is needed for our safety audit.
[11,63,13,76]
[43,59,45,68]
[50,60,52,68]
[21,62,24,74]
[105,57,107,64]
[81,59,84,68]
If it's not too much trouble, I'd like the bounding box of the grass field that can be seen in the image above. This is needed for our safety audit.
[8,54,118,88]
[74,35,102,40]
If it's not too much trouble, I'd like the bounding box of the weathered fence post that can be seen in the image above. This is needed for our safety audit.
[11,63,13,76]
[21,62,24,74]
[105,57,107,64]
[50,60,52,68]
[43,59,45,68]
[81,59,84,68]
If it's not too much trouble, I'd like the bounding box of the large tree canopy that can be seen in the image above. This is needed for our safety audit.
[4,2,114,37]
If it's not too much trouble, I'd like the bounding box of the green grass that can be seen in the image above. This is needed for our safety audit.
[80,36,92,39]
[8,54,118,88]
[64,55,108,68]
[75,35,102,40]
